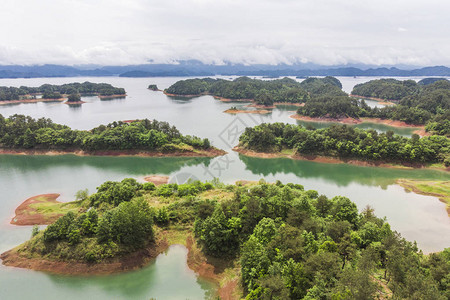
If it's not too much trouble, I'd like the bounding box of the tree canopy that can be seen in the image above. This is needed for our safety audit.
[239,122,450,166]
[165,76,345,105]
[0,81,125,101]
[0,114,211,152]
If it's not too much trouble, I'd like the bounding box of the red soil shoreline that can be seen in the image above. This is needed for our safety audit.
[0,237,169,276]
[396,179,450,216]
[350,94,397,105]
[224,109,271,114]
[98,94,127,99]
[0,232,237,297]
[233,146,448,171]
[290,114,428,136]
[143,175,169,185]
[0,98,66,106]
[11,194,63,226]
[65,101,86,105]
[0,148,227,158]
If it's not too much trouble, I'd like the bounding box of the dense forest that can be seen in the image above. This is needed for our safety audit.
[0,114,211,153]
[9,179,450,299]
[238,123,450,166]
[165,76,345,106]
[298,79,450,126]
[0,82,126,101]
[351,79,420,100]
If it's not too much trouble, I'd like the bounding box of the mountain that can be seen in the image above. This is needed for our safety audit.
[0,62,448,78]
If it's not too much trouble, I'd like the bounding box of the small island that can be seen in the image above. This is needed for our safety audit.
[235,123,450,170]
[2,178,449,299]
[148,84,160,91]
[65,93,85,105]
[0,114,225,157]
[0,82,126,105]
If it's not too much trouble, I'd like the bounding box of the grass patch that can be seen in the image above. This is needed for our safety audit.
[29,200,81,216]
[397,179,450,215]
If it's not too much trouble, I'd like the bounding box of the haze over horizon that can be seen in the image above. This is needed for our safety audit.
[1,0,449,67]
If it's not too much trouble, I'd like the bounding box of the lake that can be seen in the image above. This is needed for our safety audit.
[0,76,449,299]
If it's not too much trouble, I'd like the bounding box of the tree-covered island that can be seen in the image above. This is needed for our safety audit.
[0,82,126,104]
[164,76,345,106]
[235,123,450,169]
[1,179,449,299]
[148,84,160,91]
[0,114,223,157]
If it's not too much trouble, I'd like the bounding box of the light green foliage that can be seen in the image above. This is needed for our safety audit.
[31,225,40,237]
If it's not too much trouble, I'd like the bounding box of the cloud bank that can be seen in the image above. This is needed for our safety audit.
[0,0,449,66]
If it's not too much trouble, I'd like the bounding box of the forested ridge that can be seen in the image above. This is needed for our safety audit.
[238,123,450,166]
[0,82,126,101]
[0,114,212,153]
[165,76,345,106]
[8,179,449,299]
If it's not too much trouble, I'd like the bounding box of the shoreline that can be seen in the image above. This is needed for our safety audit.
[143,175,169,185]
[350,94,397,105]
[0,98,66,106]
[64,100,86,105]
[0,231,240,298]
[10,194,63,226]
[396,179,450,216]
[224,108,271,114]
[0,236,170,276]
[98,94,127,100]
[162,90,304,109]
[0,148,227,158]
[290,114,427,135]
[163,91,207,98]
[233,146,448,171]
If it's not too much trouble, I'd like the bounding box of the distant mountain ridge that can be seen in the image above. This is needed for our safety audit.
[0,63,449,78]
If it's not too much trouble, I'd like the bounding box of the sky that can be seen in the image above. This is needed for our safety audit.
[0,0,449,66]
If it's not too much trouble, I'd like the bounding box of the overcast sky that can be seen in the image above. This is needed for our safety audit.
[0,0,449,66]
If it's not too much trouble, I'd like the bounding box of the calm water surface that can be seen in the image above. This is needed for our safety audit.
[0,76,449,299]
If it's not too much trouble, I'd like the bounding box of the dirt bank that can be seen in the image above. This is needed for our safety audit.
[0,98,66,106]
[233,146,446,171]
[224,109,271,114]
[10,194,63,226]
[0,147,227,158]
[290,114,361,124]
[144,175,169,185]
[397,179,450,216]
[290,114,427,134]
[0,238,169,276]
[360,118,425,129]
[97,94,126,99]
[350,94,397,105]
[185,235,241,300]
[163,91,206,98]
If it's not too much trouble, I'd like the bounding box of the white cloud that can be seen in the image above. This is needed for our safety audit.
[0,0,448,66]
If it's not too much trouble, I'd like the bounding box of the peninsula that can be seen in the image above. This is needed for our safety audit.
[235,123,450,170]
[0,114,225,157]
